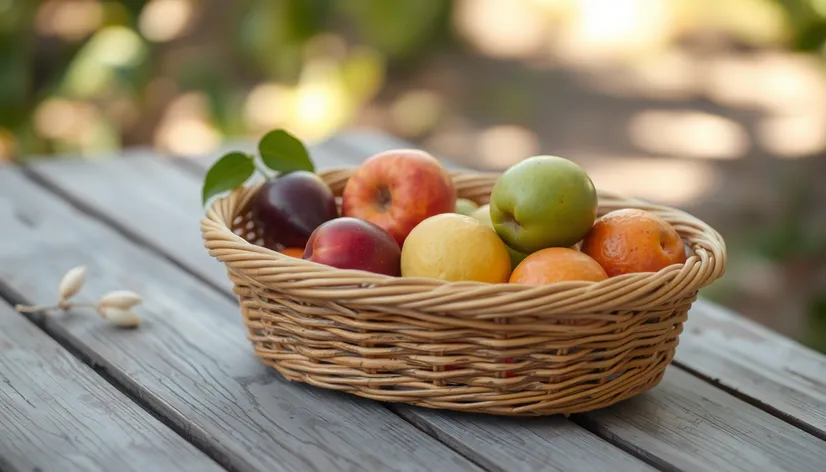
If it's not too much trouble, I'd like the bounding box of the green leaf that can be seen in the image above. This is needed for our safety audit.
[202,152,255,205]
[258,129,314,174]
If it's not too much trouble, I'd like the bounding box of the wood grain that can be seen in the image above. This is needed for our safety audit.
[678,302,826,439]
[0,301,221,472]
[395,407,657,472]
[334,130,826,439]
[26,141,657,472]
[579,367,826,472]
[0,167,480,472]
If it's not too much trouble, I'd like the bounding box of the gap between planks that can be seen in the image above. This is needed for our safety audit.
[0,295,224,472]
[0,285,233,472]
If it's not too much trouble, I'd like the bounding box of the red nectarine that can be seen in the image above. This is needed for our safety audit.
[304,217,401,276]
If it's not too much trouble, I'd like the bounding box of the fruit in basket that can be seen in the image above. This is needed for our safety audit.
[471,204,529,269]
[581,209,687,276]
[304,217,401,276]
[341,149,456,245]
[510,247,608,285]
[490,156,597,253]
[454,198,479,216]
[401,213,511,283]
[279,247,305,258]
[251,171,338,248]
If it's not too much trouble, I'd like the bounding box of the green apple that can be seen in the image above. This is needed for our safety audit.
[471,204,530,269]
[454,198,479,216]
[490,156,597,253]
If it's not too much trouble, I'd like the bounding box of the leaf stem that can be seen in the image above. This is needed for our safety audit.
[254,159,274,180]
[15,304,55,313]
[70,302,99,309]
[15,300,98,314]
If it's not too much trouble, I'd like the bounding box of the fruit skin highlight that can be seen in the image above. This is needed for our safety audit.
[581,209,687,277]
[341,149,456,246]
[510,247,608,285]
[489,156,597,253]
[401,213,511,283]
[251,171,338,249]
[304,217,401,276]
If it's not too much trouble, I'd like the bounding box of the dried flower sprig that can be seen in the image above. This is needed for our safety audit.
[15,266,143,328]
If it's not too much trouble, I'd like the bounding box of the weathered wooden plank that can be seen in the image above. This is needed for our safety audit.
[395,407,656,472]
[335,130,826,439]
[27,143,658,472]
[396,368,826,472]
[0,168,481,472]
[678,302,826,440]
[0,301,221,472]
[25,148,234,294]
[579,367,826,472]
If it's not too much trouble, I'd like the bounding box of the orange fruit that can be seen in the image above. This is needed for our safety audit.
[580,209,687,277]
[280,247,306,258]
[509,247,607,285]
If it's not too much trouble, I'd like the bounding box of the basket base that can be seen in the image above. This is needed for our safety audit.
[255,351,671,416]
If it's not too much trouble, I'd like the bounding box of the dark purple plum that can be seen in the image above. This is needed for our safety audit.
[251,171,338,248]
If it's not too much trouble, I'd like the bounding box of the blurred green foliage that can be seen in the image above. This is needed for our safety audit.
[0,0,455,160]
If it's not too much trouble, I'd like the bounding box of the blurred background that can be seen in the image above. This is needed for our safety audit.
[2,0,825,351]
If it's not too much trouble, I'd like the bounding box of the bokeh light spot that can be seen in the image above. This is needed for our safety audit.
[477,125,540,168]
[138,0,194,43]
[453,0,547,59]
[390,90,444,138]
[629,110,748,160]
[244,83,294,134]
[758,114,826,159]
[35,0,103,41]
[587,157,719,205]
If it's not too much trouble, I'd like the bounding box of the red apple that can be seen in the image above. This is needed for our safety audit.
[304,217,401,276]
[341,149,456,245]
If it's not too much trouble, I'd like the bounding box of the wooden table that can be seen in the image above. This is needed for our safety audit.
[1,129,825,472]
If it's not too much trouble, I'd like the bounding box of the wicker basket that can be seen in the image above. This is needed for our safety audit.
[201,168,726,416]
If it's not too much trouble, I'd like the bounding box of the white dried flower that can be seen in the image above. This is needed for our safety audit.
[58,266,87,301]
[98,290,143,310]
[100,306,142,328]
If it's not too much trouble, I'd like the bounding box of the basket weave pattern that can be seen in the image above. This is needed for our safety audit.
[201,169,726,415]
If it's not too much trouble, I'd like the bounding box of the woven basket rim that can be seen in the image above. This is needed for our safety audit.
[200,167,727,298]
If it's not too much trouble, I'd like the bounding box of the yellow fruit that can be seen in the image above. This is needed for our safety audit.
[472,204,530,269]
[401,213,511,283]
